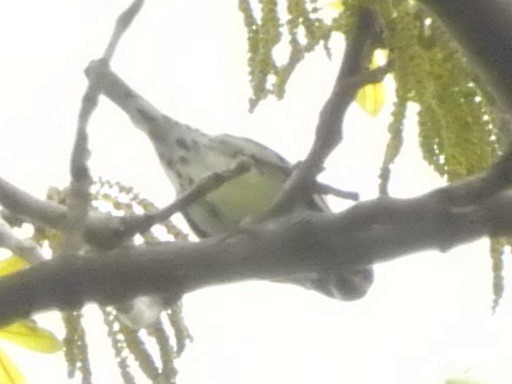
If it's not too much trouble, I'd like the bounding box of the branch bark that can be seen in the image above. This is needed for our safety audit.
[1,157,512,326]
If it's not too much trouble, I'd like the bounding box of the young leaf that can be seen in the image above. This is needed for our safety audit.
[356,50,387,117]
[356,80,385,117]
[0,321,62,353]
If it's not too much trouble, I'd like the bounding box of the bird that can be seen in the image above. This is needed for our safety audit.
[88,64,374,324]
[137,106,374,301]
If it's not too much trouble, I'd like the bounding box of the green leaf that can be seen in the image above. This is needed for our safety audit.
[356,50,386,117]
[356,80,385,116]
[0,321,62,353]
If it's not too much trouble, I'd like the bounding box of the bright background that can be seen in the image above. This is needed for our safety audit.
[0,1,511,383]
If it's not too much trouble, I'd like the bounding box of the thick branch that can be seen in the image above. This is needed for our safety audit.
[0,176,511,326]
[2,140,512,325]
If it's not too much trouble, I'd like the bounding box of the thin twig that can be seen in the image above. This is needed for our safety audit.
[0,161,356,255]
[103,0,145,61]
[316,183,359,201]
[266,161,359,201]
[0,176,67,229]
[119,159,254,237]
[148,159,253,223]
[266,7,381,217]
[64,0,146,255]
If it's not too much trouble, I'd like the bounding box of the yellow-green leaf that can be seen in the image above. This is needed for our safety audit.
[328,0,343,11]
[356,81,385,116]
[356,49,387,117]
[0,321,62,353]
[0,256,28,277]
[0,348,25,384]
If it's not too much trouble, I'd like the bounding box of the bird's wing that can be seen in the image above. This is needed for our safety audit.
[211,134,332,212]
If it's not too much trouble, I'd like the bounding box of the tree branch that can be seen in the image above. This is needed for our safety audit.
[267,7,381,216]
[0,157,252,253]
[0,191,502,326]
[1,148,512,325]
[62,0,146,260]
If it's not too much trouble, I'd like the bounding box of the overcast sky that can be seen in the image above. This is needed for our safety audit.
[0,1,511,383]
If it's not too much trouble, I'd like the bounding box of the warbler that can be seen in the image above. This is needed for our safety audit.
[91,66,374,317]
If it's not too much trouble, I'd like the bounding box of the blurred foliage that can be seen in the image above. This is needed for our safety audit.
[239,0,500,179]
[239,0,334,112]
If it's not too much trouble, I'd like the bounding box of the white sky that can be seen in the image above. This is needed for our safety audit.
[0,1,511,383]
